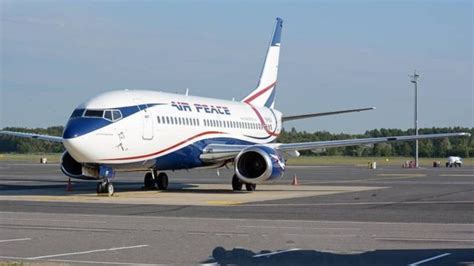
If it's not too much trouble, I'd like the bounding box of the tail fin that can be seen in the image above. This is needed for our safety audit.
[242,17,283,109]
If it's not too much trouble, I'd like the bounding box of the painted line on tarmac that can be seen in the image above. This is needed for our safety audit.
[440,174,474,177]
[27,244,149,260]
[2,211,472,227]
[0,217,106,223]
[0,238,31,243]
[408,253,451,266]
[377,237,474,243]
[237,225,360,230]
[242,200,474,207]
[49,259,161,265]
[377,174,426,177]
[301,174,423,184]
[285,233,357,238]
[206,201,242,205]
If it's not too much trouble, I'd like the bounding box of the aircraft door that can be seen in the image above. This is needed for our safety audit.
[135,101,154,140]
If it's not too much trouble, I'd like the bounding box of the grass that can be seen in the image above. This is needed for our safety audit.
[0,153,471,167]
[287,156,473,167]
[0,153,62,163]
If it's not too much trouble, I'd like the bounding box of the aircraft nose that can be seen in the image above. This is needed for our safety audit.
[62,117,112,162]
[63,117,109,139]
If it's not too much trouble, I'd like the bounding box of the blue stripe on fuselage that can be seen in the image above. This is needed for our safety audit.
[154,138,255,170]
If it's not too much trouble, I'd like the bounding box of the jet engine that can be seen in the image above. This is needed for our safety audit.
[60,151,83,178]
[234,146,285,184]
[60,151,99,180]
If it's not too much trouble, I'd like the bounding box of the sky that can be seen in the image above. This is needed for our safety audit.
[1,0,472,134]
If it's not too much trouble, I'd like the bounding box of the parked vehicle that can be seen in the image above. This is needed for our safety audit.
[446,156,463,167]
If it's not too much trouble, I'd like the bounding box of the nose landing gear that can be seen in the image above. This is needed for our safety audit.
[96,181,114,196]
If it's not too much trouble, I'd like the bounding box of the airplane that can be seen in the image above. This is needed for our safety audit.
[0,17,470,196]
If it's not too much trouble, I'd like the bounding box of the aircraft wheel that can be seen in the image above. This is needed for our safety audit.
[232,175,242,191]
[245,183,256,192]
[157,172,169,190]
[96,182,105,194]
[144,172,155,189]
[106,182,114,196]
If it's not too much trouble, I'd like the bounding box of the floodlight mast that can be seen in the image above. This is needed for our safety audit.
[410,70,420,168]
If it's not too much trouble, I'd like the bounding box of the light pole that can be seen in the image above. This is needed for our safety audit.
[410,70,420,168]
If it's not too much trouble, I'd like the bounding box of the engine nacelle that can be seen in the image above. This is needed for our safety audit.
[234,146,285,184]
[61,151,83,178]
[60,152,99,180]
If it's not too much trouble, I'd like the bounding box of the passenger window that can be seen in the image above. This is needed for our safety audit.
[157,116,161,123]
[166,117,170,124]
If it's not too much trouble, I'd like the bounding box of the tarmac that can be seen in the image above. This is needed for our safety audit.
[0,160,473,265]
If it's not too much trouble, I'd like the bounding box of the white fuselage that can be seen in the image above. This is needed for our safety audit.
[63,90,282,171]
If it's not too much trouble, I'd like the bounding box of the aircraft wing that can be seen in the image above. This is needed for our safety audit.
[200,132,471,162]
[0,130,63,143]
[282,107,375,122]
[271,132,470,152]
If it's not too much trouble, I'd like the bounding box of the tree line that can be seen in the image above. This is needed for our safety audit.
[0,126,472,158]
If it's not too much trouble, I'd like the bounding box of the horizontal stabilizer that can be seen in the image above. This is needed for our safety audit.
[282,107,375,122]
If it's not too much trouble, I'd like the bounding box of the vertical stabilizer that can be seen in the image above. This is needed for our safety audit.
[242,17,283,109]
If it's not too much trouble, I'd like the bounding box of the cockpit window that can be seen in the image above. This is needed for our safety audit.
[101,109,123,122]
[81,109,123,122]
[112,110,122,121]
[70,109,85,118]
[84,110,104,118]
[104,110,113,121]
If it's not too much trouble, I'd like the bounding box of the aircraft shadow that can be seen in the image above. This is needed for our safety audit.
[203,247,474,266]
[0,182,198,196]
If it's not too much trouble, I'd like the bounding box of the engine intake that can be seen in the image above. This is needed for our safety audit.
[235,146,285,184]
[61,151,82,178]
[60,152,98,180]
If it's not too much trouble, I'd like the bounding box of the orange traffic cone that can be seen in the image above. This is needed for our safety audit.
[66,178,73,192]
[292,174,299,186]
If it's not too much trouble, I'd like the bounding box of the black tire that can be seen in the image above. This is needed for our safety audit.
[106,183,114,196]
[232,175,243,191]
[144,172,155,189]
[157,172,169,190]
[245,183,256,192]
[212,247,226,260]
[96,182,104,194]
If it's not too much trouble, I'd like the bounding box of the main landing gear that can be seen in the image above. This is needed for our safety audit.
[232,174,256,192]
[144,170,169,190]
[96,181,114,197]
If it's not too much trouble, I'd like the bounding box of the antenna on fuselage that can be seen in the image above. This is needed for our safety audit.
[185,88,189,96]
